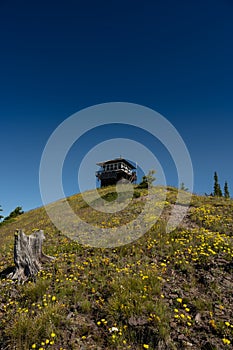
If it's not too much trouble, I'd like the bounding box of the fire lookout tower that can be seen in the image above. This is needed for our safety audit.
[96,158,137,187]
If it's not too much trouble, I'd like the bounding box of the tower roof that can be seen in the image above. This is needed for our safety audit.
[96,158,136,169]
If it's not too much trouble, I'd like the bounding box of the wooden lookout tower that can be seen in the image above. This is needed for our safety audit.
[96,158,137,187]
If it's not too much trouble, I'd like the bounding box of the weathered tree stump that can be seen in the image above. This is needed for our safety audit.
[7,229,54,283]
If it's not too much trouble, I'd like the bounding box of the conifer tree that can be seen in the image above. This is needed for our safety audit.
[213,172,222,197]
[0,205,3,221]
[224,181,230,199]
[138,170,156,188]
[180,182,188,191]
[3,206,24,222]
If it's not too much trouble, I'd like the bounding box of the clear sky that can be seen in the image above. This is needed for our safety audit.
[0,0,233,217]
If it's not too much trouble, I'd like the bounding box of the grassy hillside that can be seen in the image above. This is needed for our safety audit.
[0,186,233,350]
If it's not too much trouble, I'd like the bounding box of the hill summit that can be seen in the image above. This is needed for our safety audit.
[0,186,233,349]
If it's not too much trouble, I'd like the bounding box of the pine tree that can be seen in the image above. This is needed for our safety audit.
[0,205,3,221]
[138,170,156,188]
[180,182,188,191]
[213,172,222,197]
[224,181,230,199]
[3,206,24,222]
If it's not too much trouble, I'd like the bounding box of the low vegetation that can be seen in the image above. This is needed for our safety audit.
[0,186,233,349]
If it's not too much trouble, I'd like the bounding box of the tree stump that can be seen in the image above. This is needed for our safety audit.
[7,229,54,283]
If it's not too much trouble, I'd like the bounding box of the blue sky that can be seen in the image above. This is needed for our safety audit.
[0,0,233,216]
